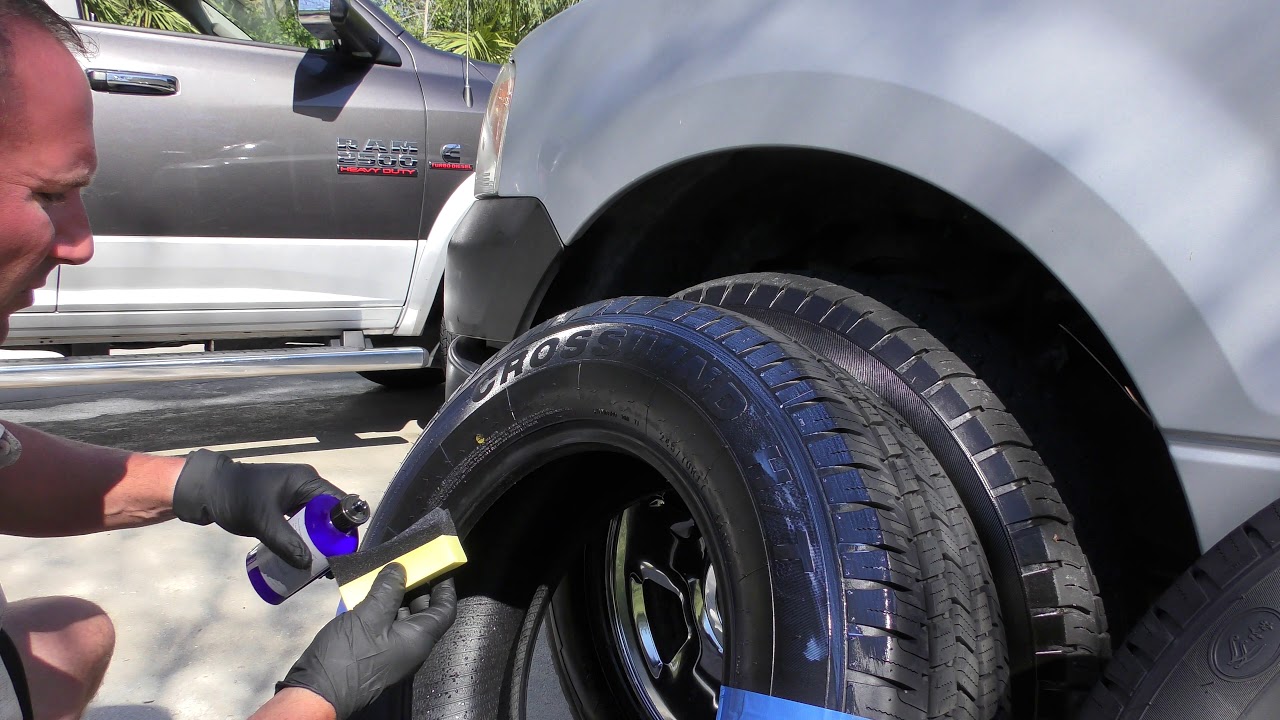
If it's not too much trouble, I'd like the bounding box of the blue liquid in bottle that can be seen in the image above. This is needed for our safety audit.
[246,494,369,605]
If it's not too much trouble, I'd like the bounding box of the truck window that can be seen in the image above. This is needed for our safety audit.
[82,0,320,48]
[202,0,320,48]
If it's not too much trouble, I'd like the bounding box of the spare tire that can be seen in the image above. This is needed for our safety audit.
[362,296,1008,719]
[676,273,1110,714]
[1083,498,1280,719]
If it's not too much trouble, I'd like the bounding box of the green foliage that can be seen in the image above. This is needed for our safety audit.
[85,0,319,48]
[272,14,320,48]
[221,0,320,48]
[376,0,579,64]
[84,0,199,33]
[84,0,566,57]
[424,26,514,64]
[377,0,428,35]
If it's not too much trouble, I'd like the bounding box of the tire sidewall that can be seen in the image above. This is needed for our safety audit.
[368,306,849,713]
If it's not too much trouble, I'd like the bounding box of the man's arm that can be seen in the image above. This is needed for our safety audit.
[0,421,183,536]
[0,422,342,572]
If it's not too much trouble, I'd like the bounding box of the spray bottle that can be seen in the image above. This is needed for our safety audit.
[246,493,370,605]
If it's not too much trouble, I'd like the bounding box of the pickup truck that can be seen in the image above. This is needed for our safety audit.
[3,0,493,388]
[371,1,1280,719]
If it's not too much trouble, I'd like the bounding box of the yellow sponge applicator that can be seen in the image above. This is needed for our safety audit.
[329,508,466,610]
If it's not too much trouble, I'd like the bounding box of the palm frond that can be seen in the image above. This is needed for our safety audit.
[418,0,579,49]
[425,26,516,64]
[83,0,128,24]
[84,0,198,33]
[129,0,199,33]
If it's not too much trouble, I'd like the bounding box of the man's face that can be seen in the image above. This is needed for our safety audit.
[0,20,96,342]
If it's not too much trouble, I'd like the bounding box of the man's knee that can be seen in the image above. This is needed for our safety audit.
[5,596,115,718]
[6,596,115,674]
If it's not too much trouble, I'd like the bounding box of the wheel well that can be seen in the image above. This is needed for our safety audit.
[536,146,1200,639]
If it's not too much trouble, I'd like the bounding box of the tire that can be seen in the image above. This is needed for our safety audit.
[362,296,1007,719]
[673,273,1109,715]
[1083,498,1280,719]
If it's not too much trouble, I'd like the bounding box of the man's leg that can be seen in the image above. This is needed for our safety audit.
[3,597,115,720]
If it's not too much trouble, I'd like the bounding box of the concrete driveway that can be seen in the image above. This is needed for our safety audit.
[0,374,569,720]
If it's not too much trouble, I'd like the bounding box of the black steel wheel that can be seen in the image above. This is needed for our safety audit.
[549,491,728,720]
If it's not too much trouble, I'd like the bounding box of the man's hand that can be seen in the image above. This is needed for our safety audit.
[277,564,458,720]
[172,449,343,568]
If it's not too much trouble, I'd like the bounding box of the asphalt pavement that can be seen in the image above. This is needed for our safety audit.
[0,374,570,720]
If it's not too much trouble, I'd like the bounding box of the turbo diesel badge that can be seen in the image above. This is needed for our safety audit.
[336,138,419,177]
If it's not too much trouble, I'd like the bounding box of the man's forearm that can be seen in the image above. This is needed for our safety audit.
[250,688,337,720]
[0,422,184,536]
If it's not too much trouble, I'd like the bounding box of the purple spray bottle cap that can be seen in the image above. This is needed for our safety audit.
[330,494,370,533]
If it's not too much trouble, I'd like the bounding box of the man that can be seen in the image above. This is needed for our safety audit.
[0,2,456,719]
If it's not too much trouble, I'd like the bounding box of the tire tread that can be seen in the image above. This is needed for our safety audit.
[681,273,1110,710]
[1082,498,1280,719]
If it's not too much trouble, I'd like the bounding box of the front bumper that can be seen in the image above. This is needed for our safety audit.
[443,195,563,394]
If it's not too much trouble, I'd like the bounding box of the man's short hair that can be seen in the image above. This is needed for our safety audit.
[0,0,85,132]
[0,0,86,85]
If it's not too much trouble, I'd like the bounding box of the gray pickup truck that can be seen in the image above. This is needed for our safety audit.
[3,0,493,388]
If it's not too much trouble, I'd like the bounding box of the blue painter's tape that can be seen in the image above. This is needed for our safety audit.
[717,686,871,720]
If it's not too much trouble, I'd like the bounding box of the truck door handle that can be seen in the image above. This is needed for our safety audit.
[86,69,178,96]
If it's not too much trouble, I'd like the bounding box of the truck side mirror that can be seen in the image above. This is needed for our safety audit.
[296,0,402,66]
[297,0,340,42]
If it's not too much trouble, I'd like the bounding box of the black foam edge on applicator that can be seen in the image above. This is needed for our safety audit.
[328,507,457,586]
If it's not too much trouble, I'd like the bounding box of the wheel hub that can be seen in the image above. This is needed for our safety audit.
[608,494,726,719]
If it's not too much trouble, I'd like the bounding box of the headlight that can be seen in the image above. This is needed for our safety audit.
[475,62,514,196]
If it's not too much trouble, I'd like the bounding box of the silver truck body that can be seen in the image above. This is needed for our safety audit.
[449,0,1280,547]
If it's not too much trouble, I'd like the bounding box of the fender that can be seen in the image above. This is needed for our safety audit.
[497,0,1280,545]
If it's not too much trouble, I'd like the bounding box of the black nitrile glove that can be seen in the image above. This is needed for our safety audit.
[173,449,343,569]
[278,564,458,719]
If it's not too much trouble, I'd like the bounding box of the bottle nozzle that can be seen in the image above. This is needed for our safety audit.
[331,494,371,533]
